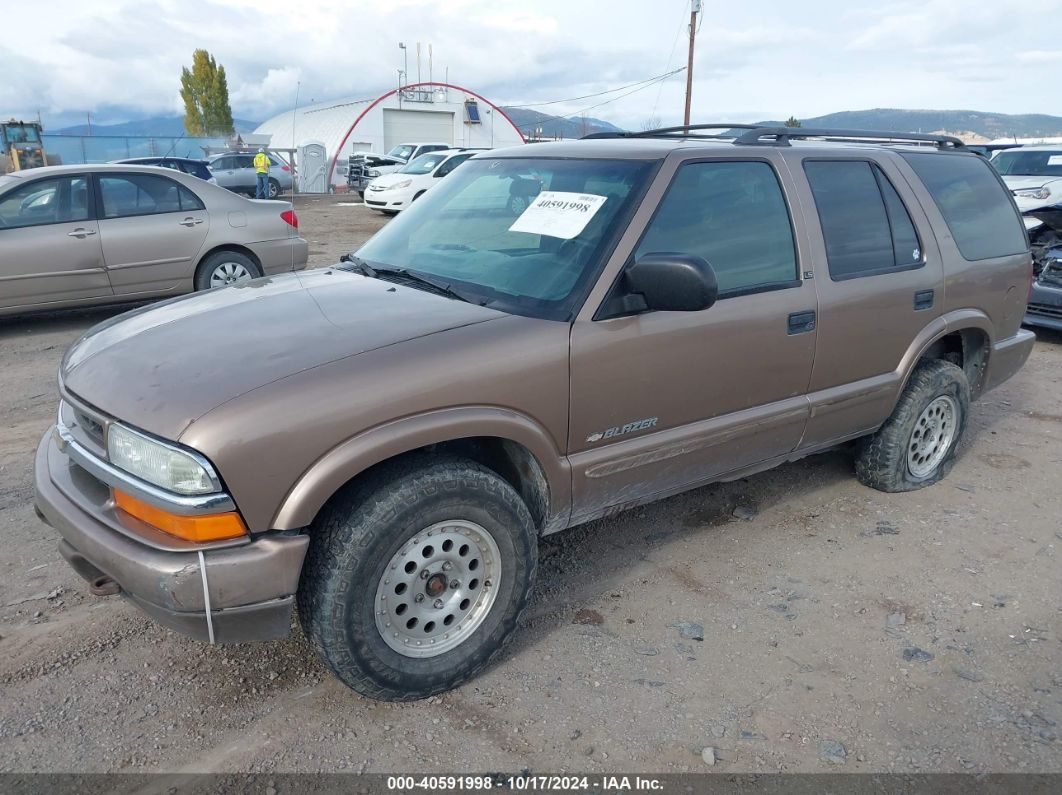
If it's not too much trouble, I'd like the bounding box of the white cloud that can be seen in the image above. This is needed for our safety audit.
[2,0,1061,131]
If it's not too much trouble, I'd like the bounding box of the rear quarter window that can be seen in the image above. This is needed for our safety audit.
[901,152,1027,261]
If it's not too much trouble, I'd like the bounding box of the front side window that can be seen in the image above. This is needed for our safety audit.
[355,157,655,320]
[436,154,472,177]
[804,160,923,279]
[902,152,1027,261]
[634,160,798,294]
[0,176,90,228]
[98,174,203,218]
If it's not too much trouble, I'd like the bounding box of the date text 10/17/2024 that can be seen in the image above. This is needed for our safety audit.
[386,775,665,792]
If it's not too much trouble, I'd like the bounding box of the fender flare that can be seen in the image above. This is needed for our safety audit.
[270,406,571,531]
[896,309,993,398]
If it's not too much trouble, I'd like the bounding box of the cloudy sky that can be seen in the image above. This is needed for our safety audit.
[2,0,1058,130]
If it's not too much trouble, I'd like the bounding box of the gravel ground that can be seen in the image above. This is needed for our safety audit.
[0,196,1059,774]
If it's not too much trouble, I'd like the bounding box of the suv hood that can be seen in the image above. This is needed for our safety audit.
[61,268,504,440]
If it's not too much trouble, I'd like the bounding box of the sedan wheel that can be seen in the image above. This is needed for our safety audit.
[209,261,254,288]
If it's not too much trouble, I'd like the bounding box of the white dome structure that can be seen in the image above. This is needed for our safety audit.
[254,82,526,191]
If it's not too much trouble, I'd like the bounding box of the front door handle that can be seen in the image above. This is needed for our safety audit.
[787,310,816,335]
[67,228,97,238]
[178,217,203,227]
[914,289,934,310]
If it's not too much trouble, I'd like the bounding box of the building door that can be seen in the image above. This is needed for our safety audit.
[382,109,454,151]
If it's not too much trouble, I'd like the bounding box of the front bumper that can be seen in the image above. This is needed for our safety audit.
[983,328,1037,393]
[363,188,413,211]
[1024,279,1062,332]
[34,430,308,643]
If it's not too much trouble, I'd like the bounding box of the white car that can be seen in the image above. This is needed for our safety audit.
[363,149,477,214]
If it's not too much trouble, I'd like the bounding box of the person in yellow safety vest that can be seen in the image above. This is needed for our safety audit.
[253,148,271,198]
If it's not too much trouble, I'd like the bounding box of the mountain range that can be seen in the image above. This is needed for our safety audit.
[755,109,1062,141]
[47,108,1062,142]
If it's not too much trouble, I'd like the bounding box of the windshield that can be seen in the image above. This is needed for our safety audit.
[4,124,40,144]
[992,150,1062,177]
[355,157,655,321]
[400,153,448,175]
[388,144,415,161]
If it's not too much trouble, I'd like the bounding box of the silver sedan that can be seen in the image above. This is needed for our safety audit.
[0,163,308,317]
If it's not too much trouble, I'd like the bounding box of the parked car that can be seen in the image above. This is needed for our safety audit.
[0,163,308,316]
[113,157,216,183]
[208,152,293,198]
[345,143,451,196]
[35,127,1034,701]
[363,149,478,213]
[991,146,1062,330]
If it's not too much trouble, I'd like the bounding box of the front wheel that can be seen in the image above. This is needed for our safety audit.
[298,458,538,701]
[856,359,970,492]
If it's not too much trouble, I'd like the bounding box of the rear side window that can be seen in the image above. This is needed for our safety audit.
[901,152,1027,261]
[804,160,922,280]
[182,161,212,180]
[99,173,203,218]
[635,160,798,295]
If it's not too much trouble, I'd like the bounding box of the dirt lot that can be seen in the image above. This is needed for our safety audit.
[0,195,1059,774]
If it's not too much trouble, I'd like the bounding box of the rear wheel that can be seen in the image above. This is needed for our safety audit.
[298,458,537,701]
[267,178,281,199]
[856,359,970,492]
[194,251,262,291]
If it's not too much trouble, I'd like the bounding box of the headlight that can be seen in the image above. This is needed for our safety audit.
[367,169,380,177]
[393,179,412,189]
[107,423,219,495]
[1014,187,1050,200]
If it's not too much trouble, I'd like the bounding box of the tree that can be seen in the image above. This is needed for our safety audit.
[784,116,802,128]
[641,114,662,131]
[180,50,235,137]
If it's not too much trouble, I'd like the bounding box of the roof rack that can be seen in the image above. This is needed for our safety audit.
[734,127,965,149]
[581,124,965,150]
[582,123,758,140]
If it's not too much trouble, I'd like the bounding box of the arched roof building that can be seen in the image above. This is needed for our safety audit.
[255,82,525,189]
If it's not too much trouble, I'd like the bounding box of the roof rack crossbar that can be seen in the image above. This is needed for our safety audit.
[582,123,758,140]
[733,127,965,149]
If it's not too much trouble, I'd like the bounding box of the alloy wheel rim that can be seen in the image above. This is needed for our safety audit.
[209,262,252,287]
[374,520,501,658]
[907,395,959,478]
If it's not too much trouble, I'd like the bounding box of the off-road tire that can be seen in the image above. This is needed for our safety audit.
[297,457,538,701]
[856,359,970,492]
[193,250,262,291]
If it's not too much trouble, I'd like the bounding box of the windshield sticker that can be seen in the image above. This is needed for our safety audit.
[508,191,608,240]
[1048,155,1062,166]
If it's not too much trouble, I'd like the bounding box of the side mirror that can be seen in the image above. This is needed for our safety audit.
[623,252,719,313]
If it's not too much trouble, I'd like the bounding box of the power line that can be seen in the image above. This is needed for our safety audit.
[506,67,686,110]
[564,69,684,120]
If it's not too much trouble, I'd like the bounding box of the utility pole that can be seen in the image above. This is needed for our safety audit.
[683,0,702,127]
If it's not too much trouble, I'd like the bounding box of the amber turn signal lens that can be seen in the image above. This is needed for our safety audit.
[113,490,248,543]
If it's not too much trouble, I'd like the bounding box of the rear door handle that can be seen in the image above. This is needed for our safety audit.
[178,217,204,227]
[787,310,816,335]
[914,289,935,310]
[67,228,97,238]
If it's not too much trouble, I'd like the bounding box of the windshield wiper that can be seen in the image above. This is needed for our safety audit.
[338,253,377,277]
[371,266,483,305]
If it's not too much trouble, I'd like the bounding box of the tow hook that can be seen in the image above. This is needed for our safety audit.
[89,575,120,596]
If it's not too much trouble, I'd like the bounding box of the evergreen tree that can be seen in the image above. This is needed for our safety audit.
[784,116,802,128]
